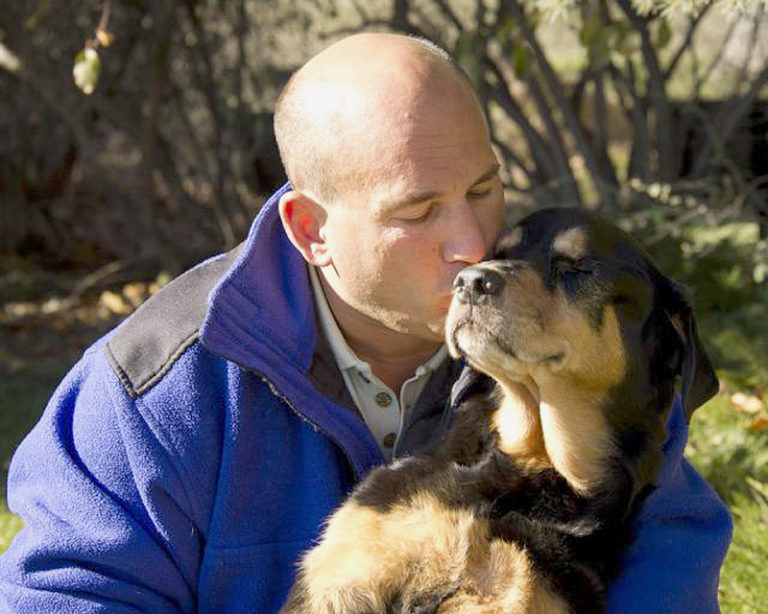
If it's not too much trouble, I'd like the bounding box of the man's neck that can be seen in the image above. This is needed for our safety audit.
[318,274,442,392]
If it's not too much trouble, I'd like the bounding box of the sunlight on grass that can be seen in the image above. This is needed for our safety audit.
[718,493,768,614]
[0,505,23,555]
[688,392,768,613]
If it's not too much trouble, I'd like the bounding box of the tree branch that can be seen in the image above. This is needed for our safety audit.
[485,61,559,181]
[695,13,738,99]
[663,0,713,82]
[692,65,768,177]
[616,0,674,180]
[503,0,618,209]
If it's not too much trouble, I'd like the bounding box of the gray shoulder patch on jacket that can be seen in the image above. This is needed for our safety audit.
[105,246,242,398]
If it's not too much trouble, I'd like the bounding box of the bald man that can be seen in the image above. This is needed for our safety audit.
[0,34,731,613]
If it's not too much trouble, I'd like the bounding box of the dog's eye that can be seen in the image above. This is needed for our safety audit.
[552,255,591,277]
[612,294,635,306]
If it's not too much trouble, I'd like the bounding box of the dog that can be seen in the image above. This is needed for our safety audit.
[280,207,718,614]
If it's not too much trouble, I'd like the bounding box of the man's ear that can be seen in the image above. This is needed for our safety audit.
[657,275,719,420]
[278,190,332,266]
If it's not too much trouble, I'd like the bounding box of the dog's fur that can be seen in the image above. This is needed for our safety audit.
[281,208,718,614]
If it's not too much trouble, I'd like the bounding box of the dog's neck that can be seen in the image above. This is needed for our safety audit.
[493,379,617,496]
[492,380,551,472]
[493,374,672,502]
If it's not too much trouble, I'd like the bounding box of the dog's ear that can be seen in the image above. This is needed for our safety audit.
[657,275,719,419]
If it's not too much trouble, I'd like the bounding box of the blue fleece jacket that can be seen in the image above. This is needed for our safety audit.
[0,185,732,612]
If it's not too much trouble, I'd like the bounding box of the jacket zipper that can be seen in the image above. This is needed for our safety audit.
[247,368,366,481]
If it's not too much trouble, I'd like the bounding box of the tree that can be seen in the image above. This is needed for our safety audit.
[2,0,767,273]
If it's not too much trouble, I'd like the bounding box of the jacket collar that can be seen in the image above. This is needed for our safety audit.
[200,183,318,373]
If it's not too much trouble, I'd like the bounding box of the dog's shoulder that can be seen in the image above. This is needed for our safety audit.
[435,387,501,466]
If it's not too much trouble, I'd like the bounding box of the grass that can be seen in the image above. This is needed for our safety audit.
[0,260,122,557]
[687,394,768,613]
[0,504,23,554]
[0,357,72,556]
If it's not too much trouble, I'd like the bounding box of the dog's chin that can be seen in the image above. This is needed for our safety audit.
[448,321,570,381]
[449,325,526,381]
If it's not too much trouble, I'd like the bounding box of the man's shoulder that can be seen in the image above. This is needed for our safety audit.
[105,246,242,399]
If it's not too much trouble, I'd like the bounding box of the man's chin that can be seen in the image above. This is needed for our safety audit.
[374,311,446,345]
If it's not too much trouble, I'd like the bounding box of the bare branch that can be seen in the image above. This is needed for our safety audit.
[608,61,651,180]
[692,65,768,177]
[663,0,713,82]
[522,71,583,205]
[730,11,763,97]
[485,61,559,180]
[493,138,533,182]
[502,0,618,209]
[425,0,464,30]
[695,12,738,99]
[616,0,674,180]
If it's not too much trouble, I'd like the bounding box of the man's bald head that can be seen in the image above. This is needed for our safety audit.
[273,33,485,203]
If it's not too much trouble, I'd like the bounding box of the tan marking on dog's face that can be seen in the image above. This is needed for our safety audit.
[495,226,524,252]
[552,226,589,261]
[546,293,627,390]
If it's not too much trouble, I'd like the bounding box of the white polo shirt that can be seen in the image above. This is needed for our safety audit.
[308,265,448,461]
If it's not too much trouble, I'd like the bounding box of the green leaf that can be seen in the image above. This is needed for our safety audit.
[614,20,639,55]
[73,48,100,95]
[754,262,768,284]
[496,16,517,44]
[453,31,484,86]
[512,43,530,80]
[579,14,603,47]
[589,28,613,70]
[657,17,672,49]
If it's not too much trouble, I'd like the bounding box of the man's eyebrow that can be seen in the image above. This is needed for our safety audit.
[386,190,442,211]
[471,163,501,186]
[384,163,501,212]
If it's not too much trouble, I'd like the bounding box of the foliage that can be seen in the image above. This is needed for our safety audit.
[72,48,101,95]
[0,0,308,262]
[525,0,767,16]
[4,1,768,267]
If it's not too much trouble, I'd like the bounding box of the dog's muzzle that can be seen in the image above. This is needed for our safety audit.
[453,265,504,305]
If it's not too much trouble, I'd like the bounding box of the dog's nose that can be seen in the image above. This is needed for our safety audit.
[454,267,504,304]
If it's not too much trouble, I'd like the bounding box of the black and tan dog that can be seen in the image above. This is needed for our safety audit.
[281,207,718,614]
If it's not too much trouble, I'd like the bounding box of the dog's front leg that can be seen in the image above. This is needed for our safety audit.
[280,457,473,613]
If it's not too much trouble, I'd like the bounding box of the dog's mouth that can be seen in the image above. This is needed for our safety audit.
[446,305,569,380]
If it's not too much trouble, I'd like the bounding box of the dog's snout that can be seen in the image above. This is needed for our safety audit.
[454,267,505,304]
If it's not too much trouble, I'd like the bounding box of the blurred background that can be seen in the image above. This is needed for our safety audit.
[1,1,767,610]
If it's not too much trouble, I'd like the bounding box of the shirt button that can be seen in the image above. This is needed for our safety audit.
[383,433,396,448]
[375,392,393,407]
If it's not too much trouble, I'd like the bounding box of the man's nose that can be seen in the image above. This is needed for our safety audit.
[453,266,504,304]
[442,203,490,264]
